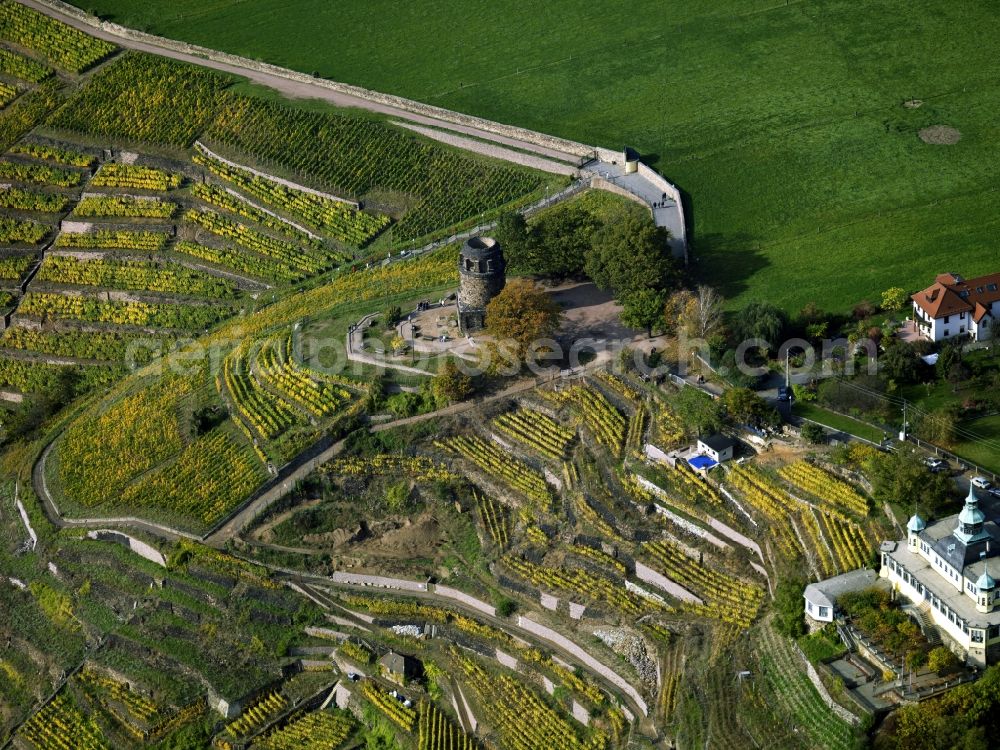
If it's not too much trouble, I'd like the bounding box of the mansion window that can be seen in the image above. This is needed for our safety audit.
[818,606,829,618]
[973,630,984,643]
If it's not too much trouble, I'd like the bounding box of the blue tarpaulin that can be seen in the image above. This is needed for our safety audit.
[687,455,717,471]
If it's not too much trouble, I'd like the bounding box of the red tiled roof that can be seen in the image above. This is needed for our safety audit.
[912,272,1000,320]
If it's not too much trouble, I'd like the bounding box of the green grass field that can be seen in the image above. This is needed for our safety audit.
[68,0,1000,313]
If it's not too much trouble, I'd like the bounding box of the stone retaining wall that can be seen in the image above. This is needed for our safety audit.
[86,528,167,566]
[329,571,428,592]
[794,643,862,726]
[435,584,496,617]
[517,615,649,717]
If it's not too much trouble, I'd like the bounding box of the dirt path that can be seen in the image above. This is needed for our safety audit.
[392,121,578,176]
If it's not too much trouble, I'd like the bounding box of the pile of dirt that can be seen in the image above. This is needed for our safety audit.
[919,125,961,145]
[303,526,363,547]
[903,99,923,109]
[352,513,444,559]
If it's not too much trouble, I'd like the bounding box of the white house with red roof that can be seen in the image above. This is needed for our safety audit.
[911,272,999,343]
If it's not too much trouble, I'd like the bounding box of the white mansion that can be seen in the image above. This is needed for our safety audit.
[880,486,1000,666]
[911,272,999,343]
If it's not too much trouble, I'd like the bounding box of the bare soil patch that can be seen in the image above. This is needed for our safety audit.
[902,99,923,109]
[349,512,445,559]
[919,125,961,145]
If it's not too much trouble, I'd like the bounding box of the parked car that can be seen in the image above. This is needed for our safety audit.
[924,457,947,473]
[972,476,993,490]
[777,385,791,402]
[988,487,1000,499]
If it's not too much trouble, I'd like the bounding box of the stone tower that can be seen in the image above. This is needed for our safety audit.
[457,236,505,334]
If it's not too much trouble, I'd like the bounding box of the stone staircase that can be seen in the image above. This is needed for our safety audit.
[908,602,943,646]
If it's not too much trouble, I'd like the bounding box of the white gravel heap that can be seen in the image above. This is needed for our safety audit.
[593,627,657,687]
[391,624,423,638]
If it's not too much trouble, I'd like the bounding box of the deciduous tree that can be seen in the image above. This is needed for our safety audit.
[881,286,910,312]
[485,278,563,366]
[620,288,667,337]
[585,208,678,299]
[433,359,473,404]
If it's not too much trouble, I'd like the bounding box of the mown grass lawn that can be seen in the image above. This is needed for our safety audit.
[949,413,1000,476]
[793,401,887,443]
[72,0,1000,313]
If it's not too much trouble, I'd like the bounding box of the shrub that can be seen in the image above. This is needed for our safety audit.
[801,422,826,444]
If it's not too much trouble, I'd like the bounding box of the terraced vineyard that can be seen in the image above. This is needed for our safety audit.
[1,158,81,187]
[54,229,169,251]
[190,182,318,246]
[476,491,509,548]
[436,434,554,512]
[184,208,333,277]
[17,690,111,750]
[418,701,477,750]
[19,291,231,329]
[0,185,68,211]
[0,1,115,74]
[89,163,180,191]
[502,553,648,615]
[223,690,287,740]
[493,407,575,460]
[36,255,236,297]
[9,141,93,166]
[644,540,765,628]
[257,710,354,750]
[757,622,856,750]
[726,464,802,559]
[194,146,390,245]
[173,239,298,284]
[0,326,175,364]
[47,52,230,146]
[454,651,602,750]
[255,334,358,419]
[0,214,46,243]
[360,680,417,731]
[72,194,177,218]
[550,384,626,456]
[222,342,304,441]
[0,47,52,83]
[203,93,544,240]
[779,460,870,518]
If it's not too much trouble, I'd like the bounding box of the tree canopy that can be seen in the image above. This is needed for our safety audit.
[485,278,563,367]
[732,300,787,350]
[433,359,473,404]
[862,444,953,515]
[620,288,667,337]
[585,208,679,300]
[493,205,598,279]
